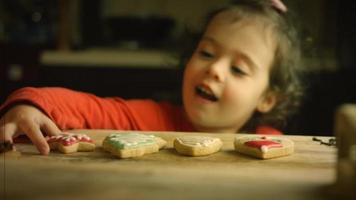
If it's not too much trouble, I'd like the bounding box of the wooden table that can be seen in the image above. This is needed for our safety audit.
[1,130,337,200]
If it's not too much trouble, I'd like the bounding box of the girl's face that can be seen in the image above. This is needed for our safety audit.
[182,13,277,133]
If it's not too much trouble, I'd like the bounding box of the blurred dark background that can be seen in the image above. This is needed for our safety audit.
[0,0,355,136]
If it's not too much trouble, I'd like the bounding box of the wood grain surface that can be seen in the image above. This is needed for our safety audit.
[1,130,337,200]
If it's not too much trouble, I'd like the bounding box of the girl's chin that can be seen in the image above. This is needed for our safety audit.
[193,95,218,104]
[188,112,217,126]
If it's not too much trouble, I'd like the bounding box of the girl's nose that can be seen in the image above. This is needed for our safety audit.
[205,59,228,82]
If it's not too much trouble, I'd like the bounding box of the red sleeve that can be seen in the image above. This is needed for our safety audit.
[0,87,186,131]
[255,126,283,135]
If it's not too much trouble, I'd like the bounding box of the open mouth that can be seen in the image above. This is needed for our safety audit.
[195,86,218,102]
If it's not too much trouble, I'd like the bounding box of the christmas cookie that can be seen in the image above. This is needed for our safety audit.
[102,133,166,158]
[234,135,294,159]
[174,135,223,156]
[47,133,96,154]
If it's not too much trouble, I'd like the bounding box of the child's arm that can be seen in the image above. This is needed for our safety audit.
[0,87,142,131]
[0,87,180,151]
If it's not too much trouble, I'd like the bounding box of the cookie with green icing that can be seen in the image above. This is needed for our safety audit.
[102,133,166,158]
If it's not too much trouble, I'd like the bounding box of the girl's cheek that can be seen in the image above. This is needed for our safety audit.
[184,66,194,80]
[186,63,201,78]
[222,82,245,103]
[221,86,235,102]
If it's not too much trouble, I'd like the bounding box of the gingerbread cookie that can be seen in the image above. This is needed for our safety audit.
[174,135,223,156]
[234,135,294,159]
[102,133,166,158]
[47,133,96,154]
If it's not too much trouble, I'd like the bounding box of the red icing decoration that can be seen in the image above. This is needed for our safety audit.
[47,134,93,146]
[245,140,282,149]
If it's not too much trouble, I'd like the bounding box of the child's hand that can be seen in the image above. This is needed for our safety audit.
[0,105,61,155]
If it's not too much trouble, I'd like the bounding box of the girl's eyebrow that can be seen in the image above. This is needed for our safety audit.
[201,36,260,71]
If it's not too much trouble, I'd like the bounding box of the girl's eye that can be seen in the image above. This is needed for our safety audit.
[198,50,214,59]
[231,66,247,76]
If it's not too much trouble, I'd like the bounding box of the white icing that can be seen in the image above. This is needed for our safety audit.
[261,146,269,153]
[177,136,218,147]
[107,133,156,147]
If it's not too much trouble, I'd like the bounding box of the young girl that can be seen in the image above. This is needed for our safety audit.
[0,0,303,155]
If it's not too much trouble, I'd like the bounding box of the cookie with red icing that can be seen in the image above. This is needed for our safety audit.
[47,133,96,154]
[234,135,294,159]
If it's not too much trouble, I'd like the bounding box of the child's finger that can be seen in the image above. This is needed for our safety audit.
[0,124,16,153]
[0,123,16,143]
[41,117,61,136]
[21,122,50,155]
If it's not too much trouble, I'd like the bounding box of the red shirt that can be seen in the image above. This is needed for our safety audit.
[0,87,282,134]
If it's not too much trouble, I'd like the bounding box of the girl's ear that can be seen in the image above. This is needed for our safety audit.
[257,91,277,113]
